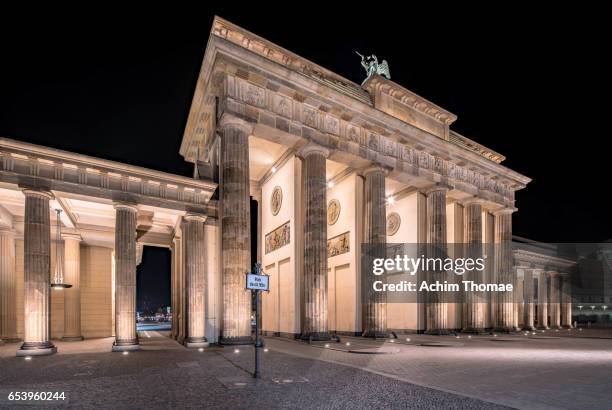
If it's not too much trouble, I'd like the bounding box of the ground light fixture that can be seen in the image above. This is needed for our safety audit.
[50,209,72,290]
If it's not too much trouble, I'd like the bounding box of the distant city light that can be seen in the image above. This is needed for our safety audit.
[24,356,32,361]
[327,181,334,188]
[324,343,330,348]
[234,349,240,354]
[122,351,129,356]
[387,196,395,204]
[271,166,277,174]
[198,348,204,352]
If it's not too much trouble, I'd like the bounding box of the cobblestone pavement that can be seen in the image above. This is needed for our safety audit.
[264,330,612,410]
[0,332,504,410]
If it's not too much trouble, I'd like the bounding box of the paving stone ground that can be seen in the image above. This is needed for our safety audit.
[1,329,610,409]
[0,332,504,410]
[265,330,612,410]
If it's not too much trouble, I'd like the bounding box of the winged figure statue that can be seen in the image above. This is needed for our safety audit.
[356,51,391,82]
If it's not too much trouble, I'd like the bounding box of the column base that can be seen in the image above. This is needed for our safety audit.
[461,328,486,334]
[219,336,253,345]
[521,326,536,331]
[424,329,452,335]
[493,327,516,333]
[300,332,331,342]
[361,330,391,339]
[537,325,549,330]
[184,337,209,348]
[17,341,57,356]
[112,339,140,352]
[61,336,84,342]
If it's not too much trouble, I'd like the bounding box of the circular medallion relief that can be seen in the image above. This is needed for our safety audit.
[386,212,401,236]
[270,186,283,216]
[327,199,341,226]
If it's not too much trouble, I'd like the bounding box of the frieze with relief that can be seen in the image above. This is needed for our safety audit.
[229,75,514,203]
[327,232,350,258]
[265,221,290,254]
[273,94,292,118]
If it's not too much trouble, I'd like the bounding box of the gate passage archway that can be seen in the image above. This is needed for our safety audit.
[136,246,172,335]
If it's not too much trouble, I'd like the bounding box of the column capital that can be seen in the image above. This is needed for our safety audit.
[218,117,254,135]
[113,202,138,212]
[183,213,207,223]
[61,233,82,242]
[421,184,450,196]
[461,196,485,207]
[547,271,559,277]
[298,143,329,159]
[359,165,389,177]
[22,189,53,200]
[0,226,16,236]
[492,207,517,216]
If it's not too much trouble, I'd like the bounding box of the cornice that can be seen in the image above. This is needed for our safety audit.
[362,74,457,125]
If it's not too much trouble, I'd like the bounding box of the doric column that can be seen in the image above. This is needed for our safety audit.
[219,122,252,344]
[561,273,573,328]
[522,268,536,330]
[183,214,208,348]
[300,144,329,341]
[549,272,561,329]
[362,166,387,338]
[112,203,139,352]
[17,189,56,356]
[1,227,19,342]
[492,209,516,332]
[462,200,485,333]
[62,234,83,341]
[425,186,449,335]
[172,229,186,343]
[536,270,549,329]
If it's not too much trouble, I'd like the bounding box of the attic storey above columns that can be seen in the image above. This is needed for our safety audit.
[180,17,530,210]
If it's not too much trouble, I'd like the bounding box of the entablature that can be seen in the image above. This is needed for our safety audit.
[0,137,217,214]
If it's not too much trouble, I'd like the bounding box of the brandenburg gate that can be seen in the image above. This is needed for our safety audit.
[0,17,573,355]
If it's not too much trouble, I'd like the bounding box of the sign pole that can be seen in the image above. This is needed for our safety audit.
[246,262,268,379]
[254,288,261,379]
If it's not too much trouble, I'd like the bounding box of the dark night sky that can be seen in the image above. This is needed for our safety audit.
[137,247,171,312]
[0,7,609,304]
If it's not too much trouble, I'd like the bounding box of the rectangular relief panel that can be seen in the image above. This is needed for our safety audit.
[265,221,291,254]
[327,231,350,258]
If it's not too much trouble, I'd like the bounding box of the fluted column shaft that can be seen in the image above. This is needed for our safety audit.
[425,187,449,334]
[522,269,535,330]
[301,145,329,340]
[18,190,56,356]
[561,273,572,328]
[1,228,18,342]
[62,235,83,341]
[363,167,387,338]
[220,123,252,344]
[493,209,515,332]
[112,204,139,351]
[549,272,561,329]
[462,202,485,332]
[184,215,208,347]
[537,270,549,329]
